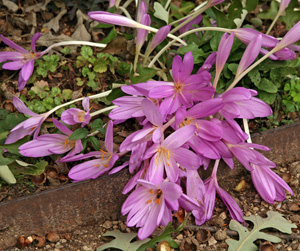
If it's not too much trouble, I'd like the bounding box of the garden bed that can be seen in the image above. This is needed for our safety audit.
[1,121,300,250]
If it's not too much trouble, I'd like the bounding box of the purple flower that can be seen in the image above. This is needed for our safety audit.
[143,125,199,183]
[213,32,234,87]
[226,142,275,171]
[19,119,83,159]
[198,161,245,225]
[179,15,203,34]
[219,87,273,119]
[276,21,300,50]
[197,52,217,73]
[5,97,50,144]
[233,27,297,60]
[251,163,293,204]
[236,35,262,77]
[0,33,45,90]
[149,25,171,51]
[279,0,291,14]
[60,120,119,181]
[148,52,215,115]
[121,179,182,240]
[61,97,91,127]
[137,14,151,49]
[137,1,147,23]
[88,11,146,28]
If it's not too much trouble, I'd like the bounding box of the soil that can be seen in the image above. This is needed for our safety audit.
[0,0,300,250]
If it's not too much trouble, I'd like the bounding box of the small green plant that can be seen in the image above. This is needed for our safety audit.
[282,76,300,113]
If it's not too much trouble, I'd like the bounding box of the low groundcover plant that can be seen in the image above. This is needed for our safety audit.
[1,0,299,242]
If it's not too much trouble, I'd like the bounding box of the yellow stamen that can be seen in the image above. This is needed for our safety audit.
[146,199,152,204]
[155,198,161,205]
[149,189,154,194]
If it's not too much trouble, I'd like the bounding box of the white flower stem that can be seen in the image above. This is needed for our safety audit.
[90,105,117,117]
[42,41,106,54]
[148,27,232,68]
[266,12,281,35]
[243,118,252,143]
[49,90,112,114]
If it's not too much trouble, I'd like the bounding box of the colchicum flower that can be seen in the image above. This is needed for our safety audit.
[5,97,50,144]
[61,97,91,127]
[59,120,119,181]
[0,33,45,90]
[122,179,183,240]
[19,119,83,159]
[250,163,293,204]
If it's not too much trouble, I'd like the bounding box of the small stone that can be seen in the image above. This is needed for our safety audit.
[253,207,259,212]
[176,234,183,240]
[103,221,113,229]
[61,239,67,243]
[46,232,60,243]
[208,236,217,246]
[214,229,227,241]
[219,212,227,220]
[287,247,292,251]
[82,246,92,251]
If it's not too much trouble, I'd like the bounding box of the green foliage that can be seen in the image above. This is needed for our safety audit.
[130,65,157,84]
[36,54,60,77]
[226,211,297,251]
[282,77,300,113]
[96,230,150,251]
[91,118,106,135]
[69,128,89,140]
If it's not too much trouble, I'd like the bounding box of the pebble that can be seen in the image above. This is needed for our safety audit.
[61,239,67,243]
[103,221,113,229]
[82,246,93,251]
[177,234,183,240]
[208,236,217,246]
[214,229,227,241]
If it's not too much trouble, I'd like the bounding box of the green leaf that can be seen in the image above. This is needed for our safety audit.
[101,29,117,44]
[61,46,71,55]
[94,61,108,73]
[81,46,93,59]
[91,119,104,131]
[87,136,101,150]
[245,0,258,11]
[0,165,16,184]
[257,1,278,20]
[177,44,207,64]
[258,91,277,104]
[62,89,73,100]
[153,2,169,23]
[106,87,126,102]
[69,128,89,140]
[117,62,131,75]
[248,69,261,86]
[10,160,48,176]
[51,86,61,95]
[97,230,150,251]
[0,137,29,155]
[130,65,157,84]
[228,63,238,74]
[226,211,297,251]
[256,78,278,93]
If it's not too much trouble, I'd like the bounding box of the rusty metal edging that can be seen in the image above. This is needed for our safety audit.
[0,122,300,250]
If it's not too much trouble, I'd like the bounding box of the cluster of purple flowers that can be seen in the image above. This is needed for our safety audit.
[1,0,300,241]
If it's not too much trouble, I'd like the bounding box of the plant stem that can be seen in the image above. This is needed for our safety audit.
[42,41,106,54]
[49,90,112,114]
[148,27,231,68]
[266,12,281,35]
[243,118,252,143]
[226,47,278,91]
[90,105,117,117]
